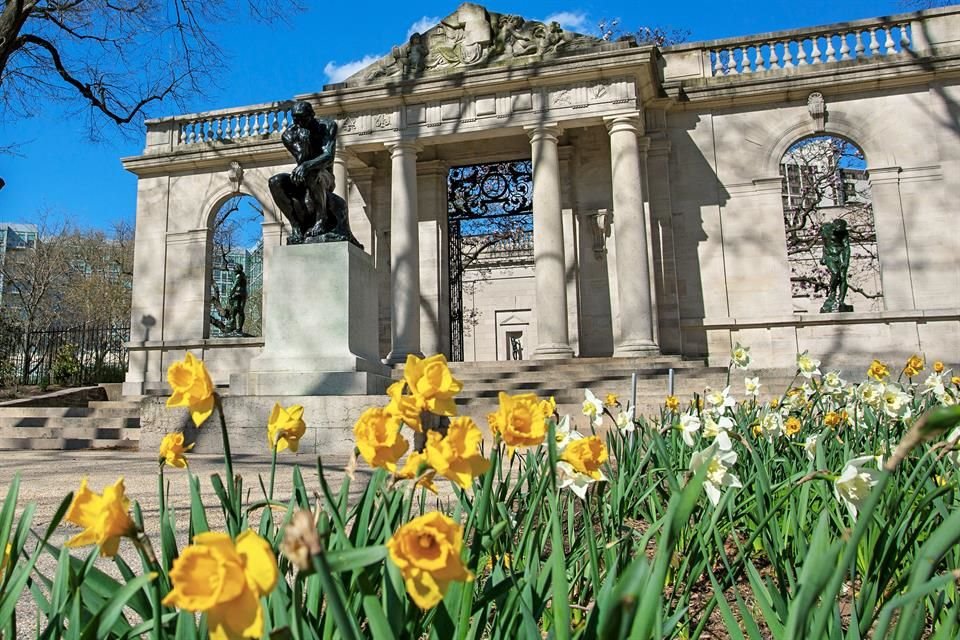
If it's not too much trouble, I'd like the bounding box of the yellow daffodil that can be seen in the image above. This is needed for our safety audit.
[953,376,960,387]
[665,395,680,411]
[559,436,608,481]
[64,478,137,557]
[425,417,491,489]
[159,432,194,468]
[903,354,924,378]
[867,359,890,382]
[267,403,306,453]
[540,396,557,418]
[824,411,841,428]
[403,354,463,416]
[489,391,548,454]
[604,393,619,407]
[166,352,215,427]
[163,530,278,640]
[933,361,945,374]
[387,512,473,610]
[784,416,802,437]
[386,380,423,432]
[353,408,408,472]
[396,452,438,493]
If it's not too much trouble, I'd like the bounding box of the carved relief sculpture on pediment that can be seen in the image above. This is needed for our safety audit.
[354,2,600,84]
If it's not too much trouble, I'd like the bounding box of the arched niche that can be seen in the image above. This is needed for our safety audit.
[779,135,883,313]
[203,193,267,338]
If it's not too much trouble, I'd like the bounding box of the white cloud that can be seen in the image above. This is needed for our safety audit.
[323,54,383,83]
[542,10,589,33]
[407,15,440,38]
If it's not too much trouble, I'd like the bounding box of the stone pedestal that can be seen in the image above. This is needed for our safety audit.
[230,242,391,396]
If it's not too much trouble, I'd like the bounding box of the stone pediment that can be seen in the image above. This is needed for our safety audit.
[342,3,605,86]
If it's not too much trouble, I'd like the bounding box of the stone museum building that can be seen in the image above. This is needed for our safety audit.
[121,3,960,395]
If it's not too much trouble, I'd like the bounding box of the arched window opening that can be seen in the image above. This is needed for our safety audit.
[208,195,264,337]
[780,136,882,313]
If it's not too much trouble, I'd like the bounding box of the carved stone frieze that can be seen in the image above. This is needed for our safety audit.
[350,3,602,85]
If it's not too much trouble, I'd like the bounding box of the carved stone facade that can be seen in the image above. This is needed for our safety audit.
[122,4,960,395]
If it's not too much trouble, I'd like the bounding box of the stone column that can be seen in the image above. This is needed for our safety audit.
[385,140,423,364]
[528,124,574,359]
[333,142,349,203]
[607,116,659,355]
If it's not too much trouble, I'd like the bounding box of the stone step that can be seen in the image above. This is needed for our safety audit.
[0,435,139,450]
[0,406,140,419]
[88,400,141,410]
[0,416,140,429]
[446,356,698,374]
[0,425,141,440]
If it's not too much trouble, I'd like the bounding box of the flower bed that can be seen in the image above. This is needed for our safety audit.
[1,348,959,638]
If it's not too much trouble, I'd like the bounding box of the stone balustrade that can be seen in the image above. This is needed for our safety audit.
[708,21,912,76]
[172,102,294,147]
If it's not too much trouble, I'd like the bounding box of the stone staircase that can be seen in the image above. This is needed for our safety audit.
[447,357,802,425]
[0,389,141,451]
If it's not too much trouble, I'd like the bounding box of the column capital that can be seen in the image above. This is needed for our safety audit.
[867,165,902,184]
[385,139,423,155]
[525,123,563,142]
[604,114,644,136]
[417,159,449,177]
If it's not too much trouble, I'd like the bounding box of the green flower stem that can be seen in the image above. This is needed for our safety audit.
[133,532,164,640]
[268,443,278,503]
[310,551,362,640]
[213,394,238,517]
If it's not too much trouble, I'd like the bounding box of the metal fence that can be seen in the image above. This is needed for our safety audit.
[0,324,130,387]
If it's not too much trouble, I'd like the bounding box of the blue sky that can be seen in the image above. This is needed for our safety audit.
[0,0,915,231]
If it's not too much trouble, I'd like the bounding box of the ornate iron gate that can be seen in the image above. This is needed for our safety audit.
[447,160,533,361]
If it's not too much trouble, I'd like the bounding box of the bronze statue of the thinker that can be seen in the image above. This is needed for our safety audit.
[269,101,362,248]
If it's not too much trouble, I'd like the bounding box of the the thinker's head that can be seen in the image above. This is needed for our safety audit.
[291,101,315,127]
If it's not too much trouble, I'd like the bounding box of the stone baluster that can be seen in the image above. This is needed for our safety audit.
[900,24,911,49]
[783,40,794,67]
[754,45,764,71]
[810,36,822,64]
[527,124,574,359]
[797,38,808,65]
[741,45,752,72]
[268,111,277,133]
[869,28,880,56]
[825,34,837,62]
[252,112,261,136]
[713,50,723,76]
[179,125,187,146]
[385,140,423,364]
[855,30,866,57]
[606,116,658,356]
[883,27,896,54]
[241,114,250,138]
[840,33,852,60]
[726,48,738,75]
[280,111,289,132]
[215,118,223,140]
[769,42,779,68]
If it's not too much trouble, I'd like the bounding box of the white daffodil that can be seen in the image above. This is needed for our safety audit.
[760,410,784,441]
[582,389,604,428]
[689,442,742,506]
[784,391,807,414]
[703,414,734,451]
[615,405,636,433]
[797,351,821,379]
[803,433,820,462]
[731,343,751,370]
[744,376,761,397]
[553,414,583,451]
[922,371,949,400]
[678,413,701,447]
[705,386,736,411]
[857,381,885,410]
[881,384,911,419]
[834,455,882,519]
[822,371,847,395]
[556,461,607,500]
